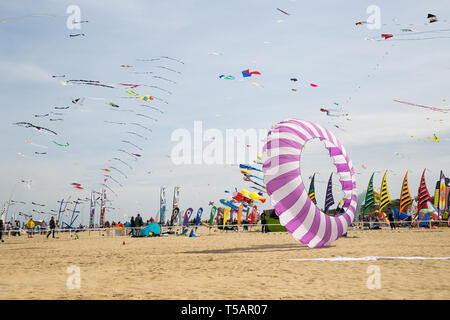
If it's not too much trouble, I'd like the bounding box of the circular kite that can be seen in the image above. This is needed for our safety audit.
[262,119,357,248]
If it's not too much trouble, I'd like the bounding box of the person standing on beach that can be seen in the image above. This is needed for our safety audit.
[260,212,268,233]
[130,216,135,236]
[388,211,396,230]
[135,214,143,236]
[0,219,4,243]
[25,217,35,238]
[47,216,56,239]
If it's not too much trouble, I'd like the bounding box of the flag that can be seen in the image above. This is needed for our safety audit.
[100,189,106,226]
[418,169,432,213]
[308,173,317,204]
[379,171,391,214]
[160,187,167,224]
[170,186,181,225]
[399,171,413,214]
[324,173,335,213]
[363,173,375,217]
[433,180,440,208]
[89,191,95,228]
[439,171,446,215]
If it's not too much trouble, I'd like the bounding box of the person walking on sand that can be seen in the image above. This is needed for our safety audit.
[0,219,4,243]
[47,216,56,239]
[388,211,396,230]
[260,211,268,233]
[25,217,35,238]
[135,214,143,237]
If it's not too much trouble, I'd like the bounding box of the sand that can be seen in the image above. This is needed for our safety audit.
[0,227,449,300]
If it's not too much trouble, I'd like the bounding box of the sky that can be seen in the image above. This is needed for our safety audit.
[1,0,449,226]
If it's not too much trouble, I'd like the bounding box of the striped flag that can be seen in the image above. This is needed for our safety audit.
[399,171,413,214]
[439,171,446,215]
[363,173,375,217]
[324,173,335,213]
[418,169,432,213]
[379,171,391,214]
[308,173,317,204]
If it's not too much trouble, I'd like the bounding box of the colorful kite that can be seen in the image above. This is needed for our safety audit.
[242,69,261,78]
[262,119,357,248]
[127,90,153,102]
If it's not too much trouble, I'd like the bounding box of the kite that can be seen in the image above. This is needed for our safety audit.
[381,34,393,39]
[31,201,45,207]
[239,164,262,172]
[250,81,263,88]
[103,175,123,187]
[401,28,413,32]
[158,56,184,64]
[140,105,164,113]
[49,118,64,121]
[72,98,85,105]
[104,121,126,125]
[276,8,290,16]
[152,76,177,84]
[109,166,128,179]
[242,69,261,77]
[108,102,120,108]
[118,83,140,89]
[74,186,84,190]
[219,75,235,80]
[34,113,49,117]
[157,66,181,74]
[126,131,148,140]
[54,106,69,109]
[432,133,439,142]
[136,114,158,121]
[111,157,133,170]
[127,90,153,101]
[26,140,48,149]
[13,122,57,135]
[291,89,297,92]
[101,168,111,172]
[34,152,47,155]
[428,14,438,23]
[320,108,348,117]
[120,65,133,67]
[69,33,85,37]
[310,83,318,87]
[142,85,172,95]
[129,123,152,132]
[393,100,449,113]
[121,140,143,150]
[262,119,357,248]
[118,149,138,160]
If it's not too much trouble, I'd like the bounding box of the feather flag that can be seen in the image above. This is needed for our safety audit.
[379,171,391,214]
[418,169,432,213]
[324,173,335,213]
[439,171,446,215]
[399,171,413,214]
[363,173,375,217]
[308,173,317,204]
[433,180,440,208]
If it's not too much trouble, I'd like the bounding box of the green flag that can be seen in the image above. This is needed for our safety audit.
[363,173,375,217]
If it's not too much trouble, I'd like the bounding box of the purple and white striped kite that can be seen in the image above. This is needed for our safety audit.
[262,119,357,248]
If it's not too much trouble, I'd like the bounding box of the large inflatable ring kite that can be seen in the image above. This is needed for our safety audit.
[262,119,357,248]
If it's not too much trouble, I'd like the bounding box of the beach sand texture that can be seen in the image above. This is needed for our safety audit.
[0,227,449,299]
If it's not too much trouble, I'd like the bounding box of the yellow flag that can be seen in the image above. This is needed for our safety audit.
[223,207,230,230]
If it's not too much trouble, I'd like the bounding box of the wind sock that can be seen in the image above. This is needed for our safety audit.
[418,169,432,213]
[223,206,230,230]
[308,173,317,204]
[237,203,244,226]
[439,171,446,215]
[379,171,391,214]
[195,207,203,230]
[363,173,375,217]
[324,173,335,213]
[399,171,413,214]
[209,206,217,228]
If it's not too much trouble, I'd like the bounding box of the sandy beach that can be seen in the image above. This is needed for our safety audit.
[0,227,449,300]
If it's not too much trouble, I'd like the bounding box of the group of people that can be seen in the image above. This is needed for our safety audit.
[0,216,57,242]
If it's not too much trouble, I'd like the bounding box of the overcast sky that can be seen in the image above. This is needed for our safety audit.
[1,0,449,225]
